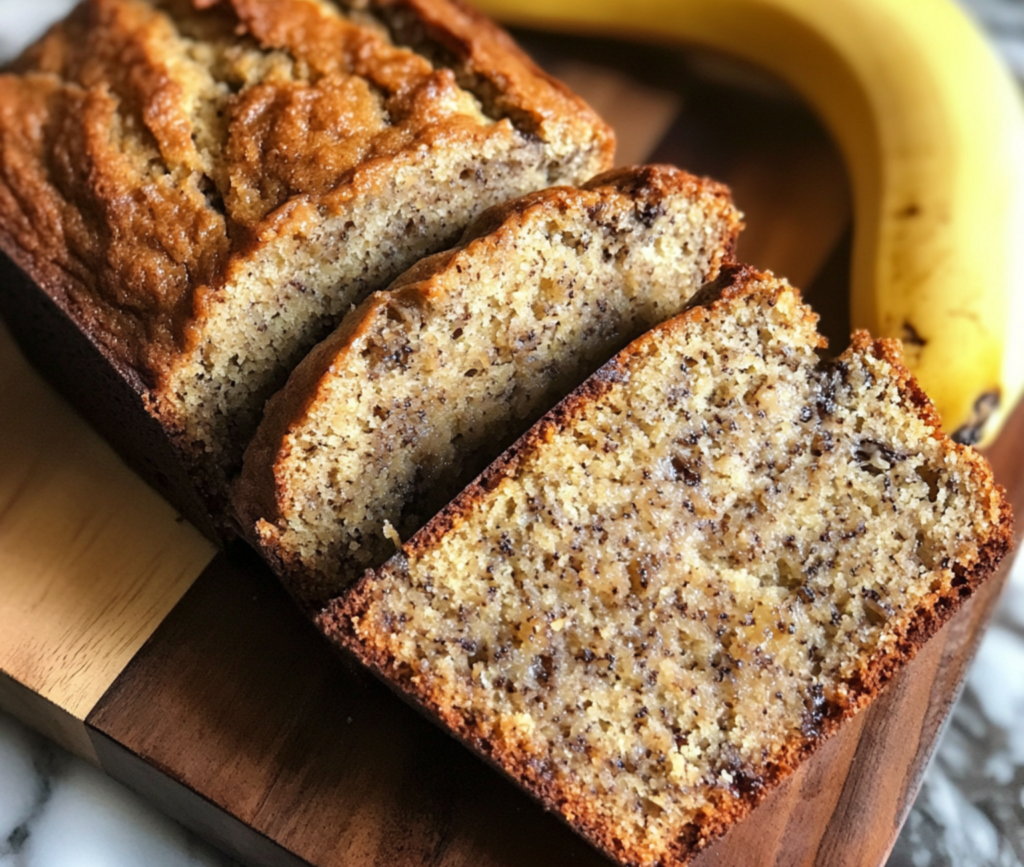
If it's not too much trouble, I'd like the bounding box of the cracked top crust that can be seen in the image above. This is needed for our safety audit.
[0,0,613,389]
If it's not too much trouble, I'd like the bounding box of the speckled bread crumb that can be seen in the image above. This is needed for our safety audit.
[233,165,742,606]
[322,265,1012,867]
[0,0,613,525]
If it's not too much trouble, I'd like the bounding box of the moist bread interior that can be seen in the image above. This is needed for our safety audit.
[326,268,1011,867]
[235,167,740,603]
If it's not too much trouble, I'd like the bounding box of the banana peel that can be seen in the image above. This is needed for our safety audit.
[475,0,1024,445]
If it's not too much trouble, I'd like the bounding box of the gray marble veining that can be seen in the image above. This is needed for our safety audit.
[0,712,235,867]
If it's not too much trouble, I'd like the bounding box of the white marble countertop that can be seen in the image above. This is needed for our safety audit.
[1,1,1023,866]
[0,711,234,866]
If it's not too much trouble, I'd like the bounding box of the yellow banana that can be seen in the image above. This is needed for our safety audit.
[475,0,1024,445]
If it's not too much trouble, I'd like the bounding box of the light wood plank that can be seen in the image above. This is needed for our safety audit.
[0,671,99,763]
[0,322,215,729]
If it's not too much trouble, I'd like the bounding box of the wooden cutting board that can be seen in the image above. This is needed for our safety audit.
[1,31,1020,867]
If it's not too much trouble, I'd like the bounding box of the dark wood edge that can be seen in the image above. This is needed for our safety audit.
[79,523,1017,867]
[813,557,1009,866]
[82,546,314,867]
[86,723,311,867]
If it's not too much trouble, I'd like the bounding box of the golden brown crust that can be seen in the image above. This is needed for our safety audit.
[366,0,615,148]
[322,265,1013,867]
[0,0,230,385]
[0,0,613,388]
[455,163,741,255]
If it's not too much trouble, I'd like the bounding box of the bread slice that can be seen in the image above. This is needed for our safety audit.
[233,165,742,606]
[321,266,1012,867]
[0,0,613,534]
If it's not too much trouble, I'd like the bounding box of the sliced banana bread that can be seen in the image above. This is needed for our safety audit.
[0,0,613,534]
[321,266,1012,867]
[233,165,742,606]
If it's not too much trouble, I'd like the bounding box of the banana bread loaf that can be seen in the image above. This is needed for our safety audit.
[322,265,1012,867]
[233,165,741,606]
[0,0,613,535]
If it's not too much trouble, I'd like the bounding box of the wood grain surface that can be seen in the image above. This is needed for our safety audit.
[0,28,1019,867]
[0,318,214,757]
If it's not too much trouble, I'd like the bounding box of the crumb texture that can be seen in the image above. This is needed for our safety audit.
[237,166,741,603]
[329,269,1011,867]
[0,0,613,511]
